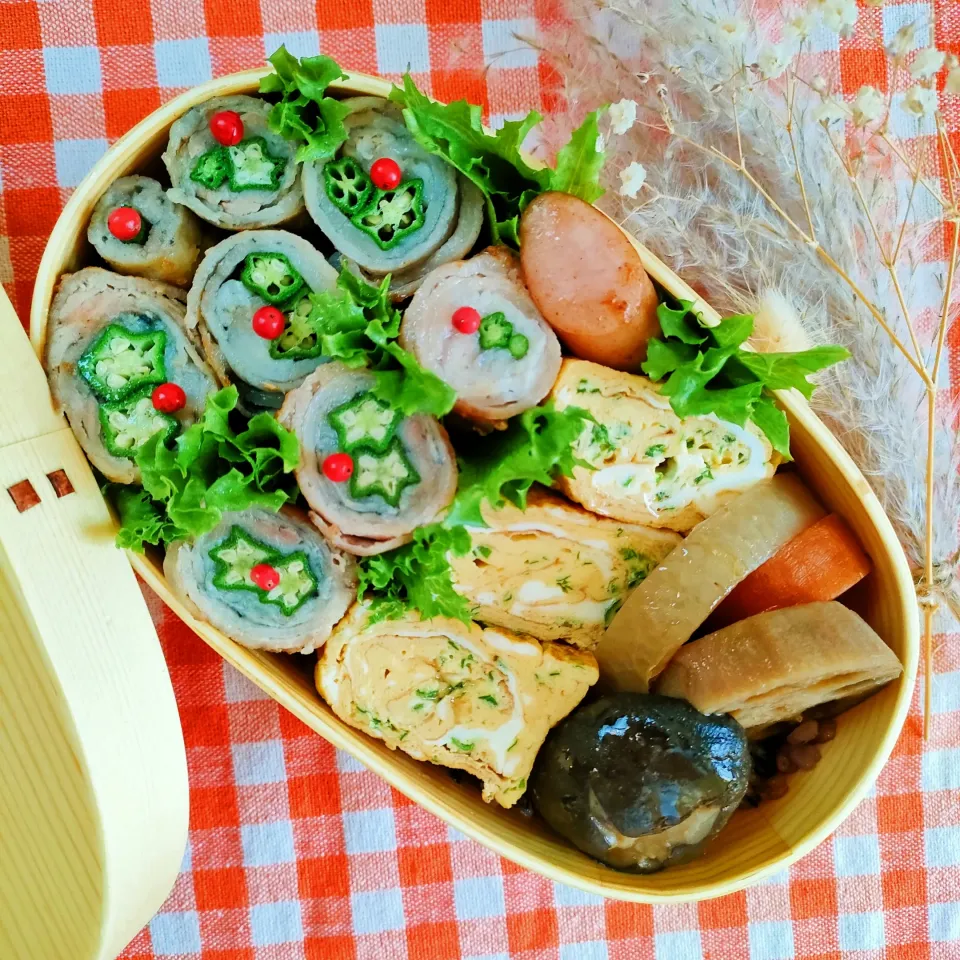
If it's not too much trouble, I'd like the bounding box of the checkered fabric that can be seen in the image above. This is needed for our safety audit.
[2,0,959,957]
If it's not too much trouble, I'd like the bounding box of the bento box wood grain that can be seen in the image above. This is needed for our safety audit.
[29,69,919,904]
[0,290,189,959]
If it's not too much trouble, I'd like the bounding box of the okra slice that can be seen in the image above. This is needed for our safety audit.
[98,387,178,459]
[227,137,287,191]
[209,526,319,616]
[241,251,305,305]
[190,146,231,190]
[507,333,529,360]
[350,178,425,250]
[77,323,168,401]
[328,392,403,454]
[323,157,374,217]
[349,439,421,507]
[478,312,513,351]
[269,295,322,361]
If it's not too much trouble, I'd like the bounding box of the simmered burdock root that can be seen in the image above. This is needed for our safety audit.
[164,506,357,655]
[531,694,751,871]
[519,192,661,371]
[317,604,599,807]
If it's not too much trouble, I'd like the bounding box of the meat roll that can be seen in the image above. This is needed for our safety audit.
[164,506,356,654]
[186,230,339,404]
[163,95,304,230]
[302,97,468,276]
[550,359,777,532]
[317,603,599,807]
[399,247,562,423]
[87,176,203,287]
[448,487,681,648]
[278,362,458,555]
[45,268,217,484]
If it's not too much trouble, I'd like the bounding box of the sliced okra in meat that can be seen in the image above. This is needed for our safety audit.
[265,552,319,615]
[508,333,529,360]
[98,387,178,459]
[323,156,374,217]
[350,178,425,250]
[190,146,231,190]
[478,312,513,351]
[209,527,275,592]
[269,295,322,361]
[241,251,305,305]
[349,439,421,507]
[78,323,168,401]
[226,137,286,191]
[327,392,403,454]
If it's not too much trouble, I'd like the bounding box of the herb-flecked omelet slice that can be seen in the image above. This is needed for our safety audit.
[316,603,598,807]
[550,359,777,533]
[448,487,681,648]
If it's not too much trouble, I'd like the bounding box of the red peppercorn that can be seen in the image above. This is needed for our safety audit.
[107,206,143,242]
[250,563,281,591]
[323,453,354,482]
[252,305,285,340]
[151,382,186,413]
[451,306,482,334]
[370,157,402,190]
[210,110,244,146]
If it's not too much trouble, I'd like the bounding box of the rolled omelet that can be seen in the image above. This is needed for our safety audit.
[448,487,681,648]
[550,359,777,532]
[317,604,598,807]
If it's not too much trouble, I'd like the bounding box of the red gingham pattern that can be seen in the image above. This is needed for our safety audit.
[3,1,959,957]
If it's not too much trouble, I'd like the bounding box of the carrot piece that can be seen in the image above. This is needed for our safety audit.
[708,514,871,630]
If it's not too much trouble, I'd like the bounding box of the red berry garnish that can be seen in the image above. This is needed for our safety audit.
[252,305,285,340]
[250,563,281,591]
[452,306,482,334]
[107,206,143,241]
[151,382,186,413]
[370,157,402,190]
[210,110,243,146]
[323,453,354,483]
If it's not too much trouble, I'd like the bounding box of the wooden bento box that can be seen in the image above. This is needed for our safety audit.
[29,68,919,903]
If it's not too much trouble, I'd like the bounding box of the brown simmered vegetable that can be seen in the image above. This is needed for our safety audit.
[596,473,825,692]
[530,693,751,872]
[519,192,660,371]
[656,601,903,731]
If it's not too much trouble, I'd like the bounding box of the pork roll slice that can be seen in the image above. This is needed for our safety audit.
[164,95,304,230]
[186,230,339,405]
[317,603,599,807]
[278,363,457,555]
[302,97,461,274]
[164,505,356,654]
[87,176,203,286]
[399,247,561,424]
[46,268,217,484]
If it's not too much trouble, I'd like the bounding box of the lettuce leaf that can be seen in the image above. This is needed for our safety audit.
[358,523,474,624]
[109,386,300,549]
[390,74,605,246]
[641,300,849,458]
[259,46,351,162]
[303,266,456,417]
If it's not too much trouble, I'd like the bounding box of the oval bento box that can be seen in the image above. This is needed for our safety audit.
[30,67,919,903]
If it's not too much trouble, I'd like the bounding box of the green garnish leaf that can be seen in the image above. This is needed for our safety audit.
[358,523,474,624]
[390,75,605,247]
[447,402,595,527]
[112,386,299,547]
[259,45,351,162]
[641,301,849,460]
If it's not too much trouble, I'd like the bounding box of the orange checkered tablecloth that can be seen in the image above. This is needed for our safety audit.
[3,1,960,958]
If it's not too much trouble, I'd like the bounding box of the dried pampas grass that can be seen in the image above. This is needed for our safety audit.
[530,0,960,724]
